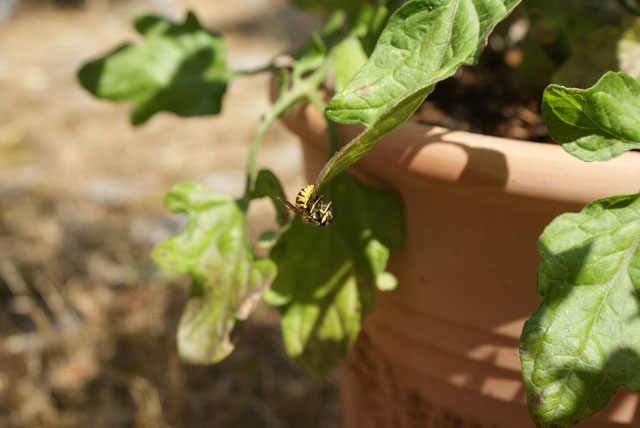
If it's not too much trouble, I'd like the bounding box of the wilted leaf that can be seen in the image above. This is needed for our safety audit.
[542,71,640,162]
[78,12,232,125]
[316,0,520,191]
[153,182,275,364]
[264,173,404,377]
[520,192,640,428]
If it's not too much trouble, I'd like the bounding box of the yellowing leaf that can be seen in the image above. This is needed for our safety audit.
[153,182,275,364]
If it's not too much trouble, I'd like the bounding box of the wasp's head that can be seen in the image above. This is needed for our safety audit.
[310,201,334,227]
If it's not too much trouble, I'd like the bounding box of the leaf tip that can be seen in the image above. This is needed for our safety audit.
[185,10,199,25]
[376,271,397,291]
[134,14,161,35]
[129,108,150,126]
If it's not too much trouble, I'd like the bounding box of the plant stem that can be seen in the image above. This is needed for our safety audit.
[241,59,332,207]
[234,63,277,76]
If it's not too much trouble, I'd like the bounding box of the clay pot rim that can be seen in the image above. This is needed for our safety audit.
[280,101,640,206]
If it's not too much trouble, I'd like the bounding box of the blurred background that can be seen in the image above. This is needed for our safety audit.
[0,0,340,427]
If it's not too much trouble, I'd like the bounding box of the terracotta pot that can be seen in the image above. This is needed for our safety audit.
[280,103,640,427]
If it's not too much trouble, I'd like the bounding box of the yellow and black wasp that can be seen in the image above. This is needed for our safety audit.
[278,184,334,227]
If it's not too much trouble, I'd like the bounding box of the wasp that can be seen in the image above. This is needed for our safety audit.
[278,184,334,227]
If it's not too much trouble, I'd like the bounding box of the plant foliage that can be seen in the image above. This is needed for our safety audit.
[542,71,640,162]
[264,173,403,376]
[521,192,640,427]
[153,182,277,363]
[78,12,232,125]
[78,1,640,426]
[316,0,521,191]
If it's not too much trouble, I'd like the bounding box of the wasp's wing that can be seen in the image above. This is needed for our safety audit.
[277,197,315,223]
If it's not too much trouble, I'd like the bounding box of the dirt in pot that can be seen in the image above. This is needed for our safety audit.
[411,48,552,143]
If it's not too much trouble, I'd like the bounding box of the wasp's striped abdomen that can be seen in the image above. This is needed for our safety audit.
[295,184,315,210]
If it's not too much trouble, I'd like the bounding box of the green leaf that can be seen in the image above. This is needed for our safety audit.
[78,12,232,125]
[625,374,640,391]
[315,89,430,191]
[153,182,276,364]
[520,192,640,428]
[264,174,404,376]
[251,169,289,226]
[326,0,521,127]
[542,71,640,162]
[316,0,520,191]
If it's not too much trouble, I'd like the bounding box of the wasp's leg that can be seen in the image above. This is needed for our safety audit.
[320,201,332,214]
[309,194,324,213]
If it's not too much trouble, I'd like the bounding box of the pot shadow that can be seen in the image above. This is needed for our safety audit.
[349,299,640,426]
[517,237,640,423]
[344,216,640,426]
[496,237,640,422]
[518,243,640,426]
[358,127,639,421]
[392,127,510,190]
